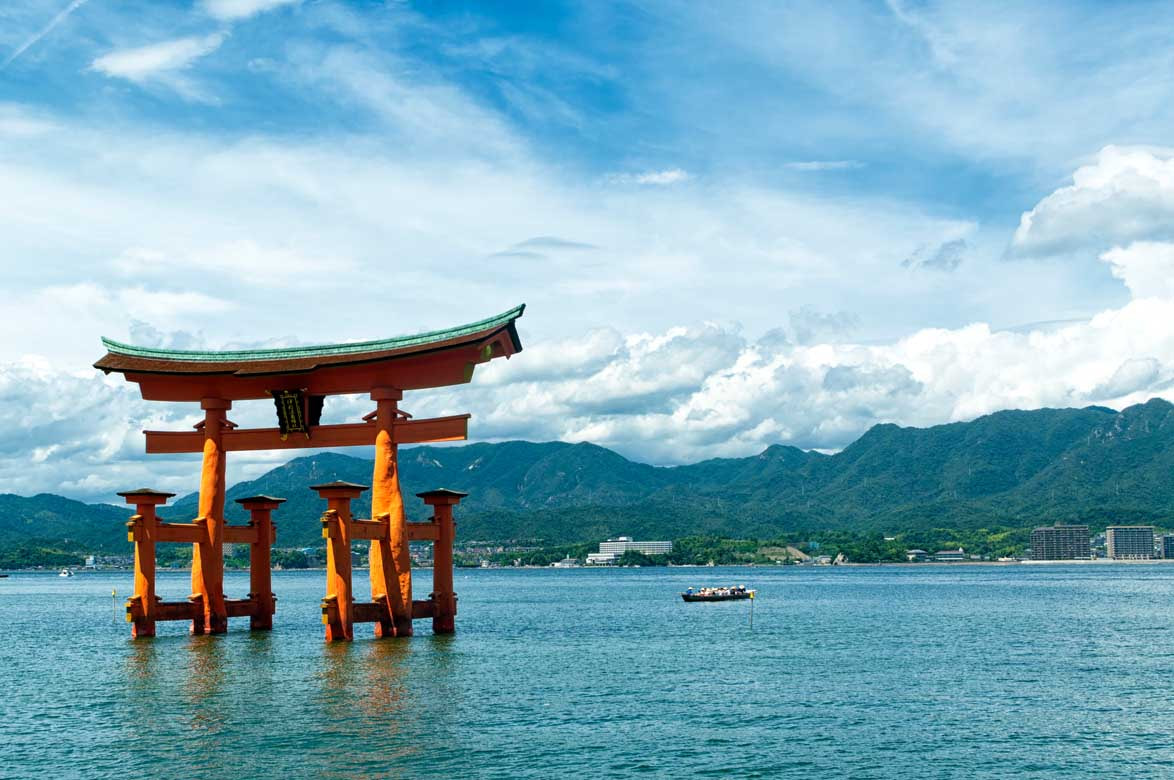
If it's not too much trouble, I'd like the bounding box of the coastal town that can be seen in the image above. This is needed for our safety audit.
[28,523,1174,576]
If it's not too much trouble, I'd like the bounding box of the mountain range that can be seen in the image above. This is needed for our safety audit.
[4,399,1174,553]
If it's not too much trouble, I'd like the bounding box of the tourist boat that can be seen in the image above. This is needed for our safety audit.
[681,586,755,602]
[58,568,74,578]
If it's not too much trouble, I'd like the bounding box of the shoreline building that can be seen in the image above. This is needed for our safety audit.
[1030,524,1091,561]
[1106,526,1156,560]
[1163,535,1174,560]
[586,536,673,565]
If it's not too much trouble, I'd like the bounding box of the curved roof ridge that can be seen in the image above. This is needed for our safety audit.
[100,304,525,363]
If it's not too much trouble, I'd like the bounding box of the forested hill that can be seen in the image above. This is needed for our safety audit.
[7,399,1174,551]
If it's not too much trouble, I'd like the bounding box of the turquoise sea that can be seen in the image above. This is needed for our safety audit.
[3,565,1174,779]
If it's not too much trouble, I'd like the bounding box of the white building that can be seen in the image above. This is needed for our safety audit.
[585,536,673,565]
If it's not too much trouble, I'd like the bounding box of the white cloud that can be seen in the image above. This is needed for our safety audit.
[607,168,690,185]
[90,32,227,87]
[1012,146,1174,257]
[783,160,865,171]
[202,0,298,22]
[1099,241,1174,299]
[403,292,1174,466]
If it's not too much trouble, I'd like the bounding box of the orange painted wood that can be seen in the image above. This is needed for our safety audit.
[191,401,229,635]
[154,600,202,621]
[351,601,391,624]
[154,522,205,544]
[129,508,155,638]
[369,393,413,639]
[411,599,436,619]
[348,519,389,541]
[224,598,258,618]
[222,525,259,544]
[125,349,486,402]
[144,415,469,454]
[432,503,456,634]
[315,484,366,642]
[405,522,439,542]
[239,502,278,630]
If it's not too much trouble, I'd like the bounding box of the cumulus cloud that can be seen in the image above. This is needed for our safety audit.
[1099,241,1174,299]
[1012,146,1174,257]
[388,291,1174,466]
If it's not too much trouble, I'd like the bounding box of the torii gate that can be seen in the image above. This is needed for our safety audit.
[95,305,524,640]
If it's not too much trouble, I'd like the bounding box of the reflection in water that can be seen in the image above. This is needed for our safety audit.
[124,638,161,693]
[185,634,227,738]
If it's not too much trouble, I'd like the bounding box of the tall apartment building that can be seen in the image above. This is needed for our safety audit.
[1106,526,1156,560]
[585,536,673,564]
[1162,534,1174,560]
[1030,524,1090,561]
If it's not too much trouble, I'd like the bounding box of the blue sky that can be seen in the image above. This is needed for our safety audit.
[4,0,1174,499]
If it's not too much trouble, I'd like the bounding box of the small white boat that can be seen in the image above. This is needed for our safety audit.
[58,568,74,578]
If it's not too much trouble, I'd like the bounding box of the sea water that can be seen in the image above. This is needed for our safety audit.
[2,565,1174,779]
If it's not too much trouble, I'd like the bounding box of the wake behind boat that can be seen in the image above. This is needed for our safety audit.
[681,585,755,602]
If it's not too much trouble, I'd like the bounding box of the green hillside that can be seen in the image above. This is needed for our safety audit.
[10,399,1174,553]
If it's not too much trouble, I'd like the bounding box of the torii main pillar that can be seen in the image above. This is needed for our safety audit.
[192,397,230,634]
[369,387,413,637]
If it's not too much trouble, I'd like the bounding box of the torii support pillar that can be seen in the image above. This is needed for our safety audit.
[119,488,175,639]
[192,397,231,635]
[235,495,283,631]
[314,481,368,642]
[418,489,466,635]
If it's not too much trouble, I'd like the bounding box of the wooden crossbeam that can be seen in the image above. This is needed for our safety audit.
[405,522,439,542]
[348,519,389,541]
[351,601,390,624]
[351,599,438,623]
[143,414,469,454]
[154,522,204,544]
[223,525,260,544]
[225,598,261,618]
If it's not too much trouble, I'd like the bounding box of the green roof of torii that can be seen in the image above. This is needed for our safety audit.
[98,304,525,364]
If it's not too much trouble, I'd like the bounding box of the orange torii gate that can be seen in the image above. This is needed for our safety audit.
[95,305,524,640]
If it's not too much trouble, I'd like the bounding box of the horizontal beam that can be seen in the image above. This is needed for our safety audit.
[154,601,202,622]
[225,598,260,618]
[144,415,469,454]
[352,599,439,622]
[411,599,436,620]
[348,520,389,541]
[351,601,390,624]
[155,522,204,544]
[223,525,259,544]
[406,522,439,542]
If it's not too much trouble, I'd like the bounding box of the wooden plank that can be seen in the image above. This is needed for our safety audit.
[394,415,469,444]
[411,599,436,620]
[352,601,390,624]
[223,525,258,544]
[224,598,257,618]
[348,520,389,541]
[406,522,439,542]
[155,601,201,621]
[144,415,469,454]
[155,523,204,544]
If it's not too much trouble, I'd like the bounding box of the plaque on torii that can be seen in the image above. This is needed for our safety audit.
[95,305,524,640]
